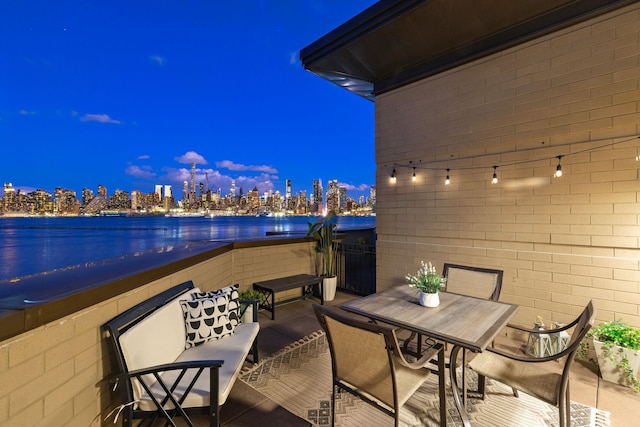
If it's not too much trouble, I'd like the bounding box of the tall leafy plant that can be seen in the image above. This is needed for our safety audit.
[307,211,338,277]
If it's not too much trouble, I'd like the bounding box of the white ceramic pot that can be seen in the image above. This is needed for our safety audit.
[241,305,254,323]
[593,340,640,388]
[323,276,337,302]
[419,291,440,308]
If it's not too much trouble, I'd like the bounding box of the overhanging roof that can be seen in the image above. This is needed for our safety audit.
[300,0,638,101]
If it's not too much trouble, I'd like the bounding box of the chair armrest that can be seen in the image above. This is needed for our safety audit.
[116,359,224,380]
[486,345,564,363]
[113,359,224,424]
[393,339,444,369]
[506,319,576,335]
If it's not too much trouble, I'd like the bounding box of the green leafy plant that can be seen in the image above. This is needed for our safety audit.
[238,289,263,302]
[405,261,446,294]
[306,211,338,277]
[578,320,640,392]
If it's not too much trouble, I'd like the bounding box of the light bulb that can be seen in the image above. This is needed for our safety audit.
[412,167,416,182]
[491,166,498,184]
[555,155,563,177]
[445,169,450,185]
[390,168,396,184]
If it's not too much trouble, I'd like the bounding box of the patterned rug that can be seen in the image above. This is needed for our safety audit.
[239,331,611,427]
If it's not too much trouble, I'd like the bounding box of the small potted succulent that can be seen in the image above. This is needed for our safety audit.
[578,320,640,392]
[405,261,446,307]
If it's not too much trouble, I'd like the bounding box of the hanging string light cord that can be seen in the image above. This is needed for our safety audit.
[387,135,639,175]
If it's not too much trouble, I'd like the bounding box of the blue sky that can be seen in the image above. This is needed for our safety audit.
[0,1,376,201]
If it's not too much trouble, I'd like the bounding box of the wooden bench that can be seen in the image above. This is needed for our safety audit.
[253,274,323,320]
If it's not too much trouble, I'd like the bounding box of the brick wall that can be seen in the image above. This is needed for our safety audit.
[0,240,315,426]
[375,4,640,328]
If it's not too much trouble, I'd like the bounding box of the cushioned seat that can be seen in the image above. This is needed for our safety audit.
[467,301,595,427]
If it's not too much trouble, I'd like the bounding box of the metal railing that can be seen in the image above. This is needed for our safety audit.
[335,242,376,296]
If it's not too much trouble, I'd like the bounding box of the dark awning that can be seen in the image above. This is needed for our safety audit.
[300,0,637,101]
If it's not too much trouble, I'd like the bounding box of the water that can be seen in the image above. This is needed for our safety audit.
[0,215,375,280]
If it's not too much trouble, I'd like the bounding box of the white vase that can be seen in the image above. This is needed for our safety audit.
[323,276,337,302]
[593,340,640,388]
[419,292,439,307]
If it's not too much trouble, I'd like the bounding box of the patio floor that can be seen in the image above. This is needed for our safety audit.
[217,292,638,426]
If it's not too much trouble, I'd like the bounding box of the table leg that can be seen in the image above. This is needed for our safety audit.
[437,345,446,427]
[449,345,471,427]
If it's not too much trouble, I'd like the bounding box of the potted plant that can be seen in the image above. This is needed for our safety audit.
[238,289,263,323]
[578,320,640,391]
[307,211,338,301]
[406,261,446,307]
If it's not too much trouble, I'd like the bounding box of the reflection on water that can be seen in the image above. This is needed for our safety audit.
[0,215,375,280]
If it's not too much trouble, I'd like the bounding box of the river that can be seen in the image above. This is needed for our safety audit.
[0,215,375,280]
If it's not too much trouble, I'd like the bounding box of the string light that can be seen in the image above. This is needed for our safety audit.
[555,155,563,177]
[384,135,637,185]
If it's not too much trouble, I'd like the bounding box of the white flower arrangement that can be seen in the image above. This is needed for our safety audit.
[406,261,446,294]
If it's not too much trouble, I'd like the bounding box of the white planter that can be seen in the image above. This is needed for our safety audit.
[593,340,640,388]
[323,276,337,302]
[419,292,440,308]
[241,305,254,323]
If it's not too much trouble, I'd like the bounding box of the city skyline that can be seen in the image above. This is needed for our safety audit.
[1,173,376,216]
[0,1,377,201]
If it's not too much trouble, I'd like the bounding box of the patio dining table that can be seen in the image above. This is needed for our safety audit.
[342,285,518,426]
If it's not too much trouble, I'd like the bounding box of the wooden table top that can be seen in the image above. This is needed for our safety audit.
[342,286,518,352]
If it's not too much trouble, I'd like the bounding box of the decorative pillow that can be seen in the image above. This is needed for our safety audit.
[191,284,241,326]
[191,283,238,300]
[180,294,235,348]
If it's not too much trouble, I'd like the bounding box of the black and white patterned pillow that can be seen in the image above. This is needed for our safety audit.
[180,294,235,348]
[191,284,241,326]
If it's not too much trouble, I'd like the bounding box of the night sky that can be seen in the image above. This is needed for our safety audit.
[0,1,377,200]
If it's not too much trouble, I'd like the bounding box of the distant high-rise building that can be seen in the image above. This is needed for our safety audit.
[164,185,172,199]
[3,183,16,212]
[81,188,94,206]
[230,180,236,197]
[190,163,196,206]
[97,185,107,198]
[326,179,340,213]
[286,179,292,200]
[182,181,188,205]
[312,179,323,213]
[338,185,347,210]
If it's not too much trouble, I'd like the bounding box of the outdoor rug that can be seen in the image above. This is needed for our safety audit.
[239,331,611,427]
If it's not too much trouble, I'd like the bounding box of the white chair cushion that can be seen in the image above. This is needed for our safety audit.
[119,297,188,400]
[136,322,260,410]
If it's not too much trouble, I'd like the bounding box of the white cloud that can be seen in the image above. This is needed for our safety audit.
[175,151,207,165]
[79,113,122,124]
[125,165,156,180]
[215,160,277,174]
[149,55,166,66]
[339,182,371,192]
[137,154,151,160]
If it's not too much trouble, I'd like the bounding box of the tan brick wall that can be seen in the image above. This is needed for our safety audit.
[375,4,640,328]
[0,241,314,426]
